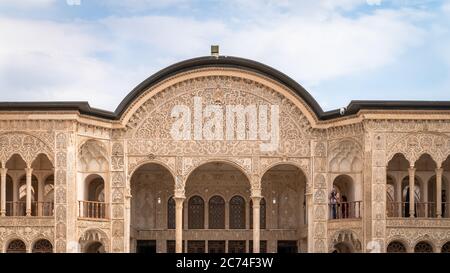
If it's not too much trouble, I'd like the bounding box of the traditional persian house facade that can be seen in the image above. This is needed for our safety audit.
[1,55,450,254]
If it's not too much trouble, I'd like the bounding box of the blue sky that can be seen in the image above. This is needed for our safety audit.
[0,0,449,111]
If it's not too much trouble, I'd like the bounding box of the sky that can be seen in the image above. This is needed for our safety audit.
[0,0,449,112]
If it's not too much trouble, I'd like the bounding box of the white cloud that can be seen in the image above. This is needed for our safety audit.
[0,2,434,110]
[366,0,382,6]
[0,0,55,8]
[0,17,131,110]
[227,9,424,85]
[97,0,189,11]
[66,0,81,6]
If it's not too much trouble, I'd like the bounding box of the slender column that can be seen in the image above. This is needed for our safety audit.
[408,167,416,218]
[25,168,33,216]
[251,196,261,253]
[174,196,185,253]
[1,168,7,216]
[423,179,428,218]
[225,200,229,229]
[38,175,44,216]
[395,174,402,217]
[12,176,18,216]
[436,168,443,218]
[446,174,450,218]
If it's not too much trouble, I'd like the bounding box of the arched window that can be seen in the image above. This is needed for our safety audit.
[387,241,407,253]
[208,195,225,229]
[32,239,53,253]
[229,196,246,229]
[441,242,450,253]
[85,242,105,253]
[188,195,204,229]
[81,175,106,219]
[414,241,433,253]
[250,198,266,229]
[167,196,175,229]
[7,239,26,253]
[87,176,105,202]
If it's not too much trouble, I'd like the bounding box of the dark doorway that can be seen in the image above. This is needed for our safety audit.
[208,241,226,253]
[277,241,298,253]
[187,240,206,253]
[228,241,246,253]
[136,240,156,253]
[167,240,186,253]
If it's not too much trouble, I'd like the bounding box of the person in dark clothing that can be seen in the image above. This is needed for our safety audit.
[330,188,338,219]
[405,189,410,217]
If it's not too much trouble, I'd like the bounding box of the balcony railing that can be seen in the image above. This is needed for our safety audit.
[386,201,450,218]
[78,201,107,219]
[329,201,362,220]
[416,202,436,218]
[5,201,54,217]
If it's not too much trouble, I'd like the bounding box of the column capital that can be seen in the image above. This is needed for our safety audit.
[250,195,263,202]
[250,187,262,198]
[25,167,33,176]
[436,168,444,176]
[0,168,7,176]
[173,195,186,202]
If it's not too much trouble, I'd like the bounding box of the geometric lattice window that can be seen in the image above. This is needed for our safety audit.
[7,239,26,253]
[386,241,407,253]
[250,198,266,229]
[167,196,175,229]
[208,195,225,229]
[441,242,450,253]
[32,239,53,253]
[229,195,246,229]
[414,241,433,253]
[188,195,204,229]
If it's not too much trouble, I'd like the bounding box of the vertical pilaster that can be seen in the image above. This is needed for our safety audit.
[111,140,127,252]
[370,133,387,252]
[54,132,69,252]
[311,140,327,253]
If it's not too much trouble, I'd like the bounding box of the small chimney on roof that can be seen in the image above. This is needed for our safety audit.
[211,45,219,58]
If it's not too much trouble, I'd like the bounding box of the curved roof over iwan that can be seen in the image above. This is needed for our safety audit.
[1,56,449,121]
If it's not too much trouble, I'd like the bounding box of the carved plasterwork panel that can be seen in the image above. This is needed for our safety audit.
[0,132,54,165]
[328,139,363,173]
[78,227,110,253]
[124,76,312,157]
[329,229,362,253]
[386,132,450,165]
[0,226,54,252]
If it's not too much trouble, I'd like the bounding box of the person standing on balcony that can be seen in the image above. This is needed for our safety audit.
[330,188,338,219]
[405,189,410,217]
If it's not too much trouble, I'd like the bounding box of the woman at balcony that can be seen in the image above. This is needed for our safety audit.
[330,188,338,219]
